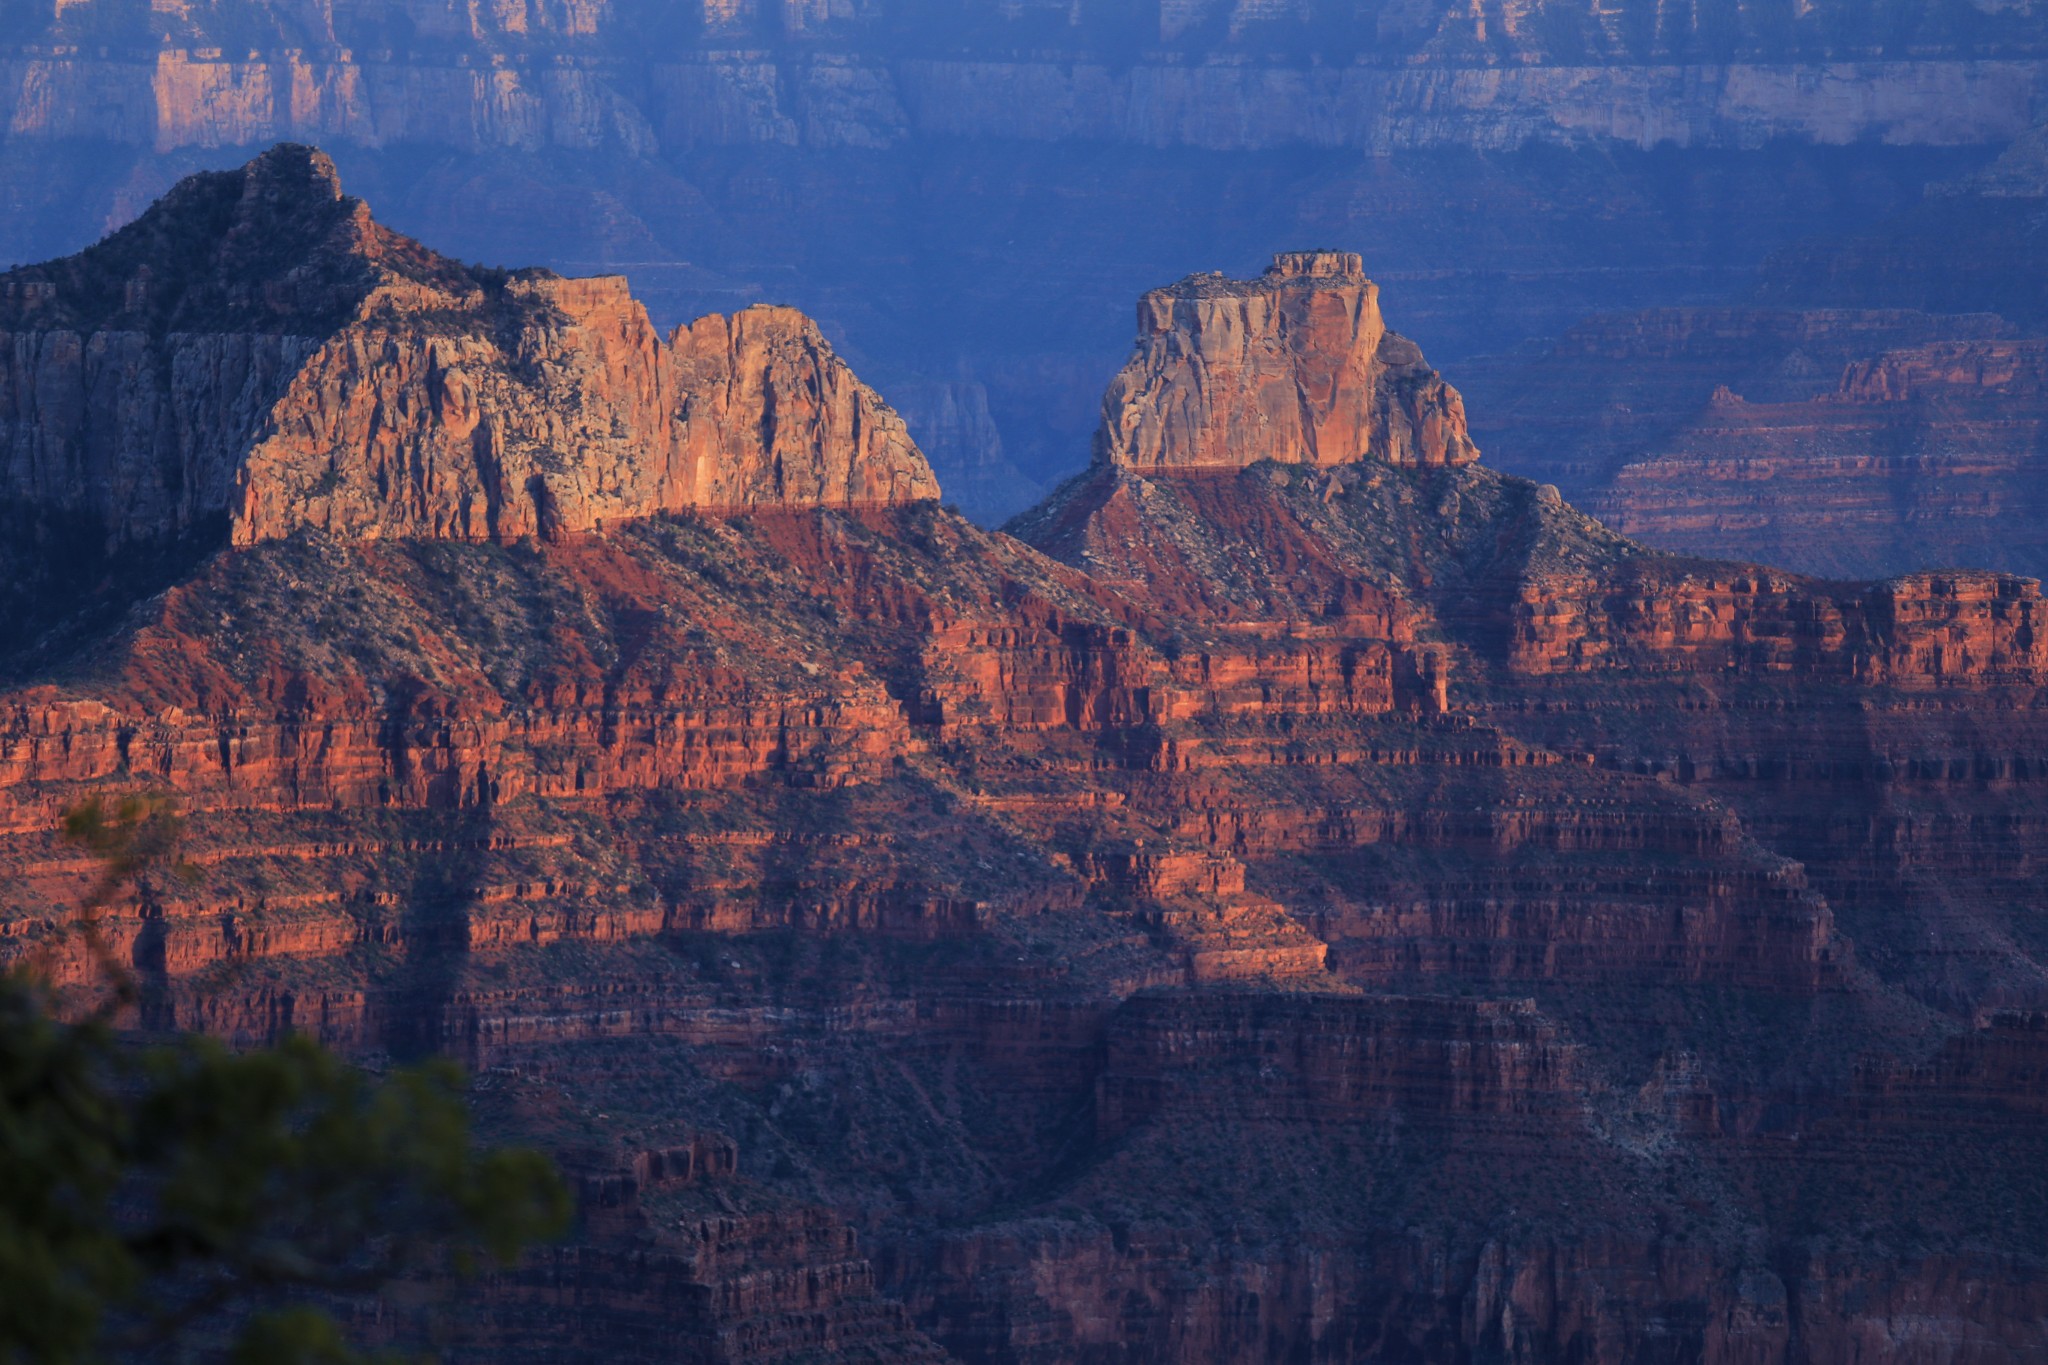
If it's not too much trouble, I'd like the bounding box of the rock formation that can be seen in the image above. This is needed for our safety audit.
[0,0,2030,535]
[5,166,2048,1363]
[1577,339,2048,575]
[1098,252,1479,473]
[670,308,939,512]
[0,0,2038,544]
[1468,311,2048,581]
[0,144,934,660]
[0,0,2045,156]
[0,143,932,554]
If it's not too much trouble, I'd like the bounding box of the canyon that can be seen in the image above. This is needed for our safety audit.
[8,0,2048,158]
[0,0,2036,526]
[5,153,2048,1362]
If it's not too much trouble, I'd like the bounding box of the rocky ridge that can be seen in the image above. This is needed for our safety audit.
[3,153,2048,1362]
[0,143,932,555]
[0,143,933,658]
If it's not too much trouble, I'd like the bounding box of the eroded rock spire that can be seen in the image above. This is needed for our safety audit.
[1096,251,1480,473]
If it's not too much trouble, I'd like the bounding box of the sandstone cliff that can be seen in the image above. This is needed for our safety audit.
[1,0,2046,156]
[1097,251,1479,473]
[670,308,938,512]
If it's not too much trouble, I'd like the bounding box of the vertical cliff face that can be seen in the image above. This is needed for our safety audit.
[0,143,937,557]
[671,307,940,511]
[0,144,383,552]
[234,272,686,545]
[238,283,937,544]
[1097,251,1479,473]
[3,0,2047,155]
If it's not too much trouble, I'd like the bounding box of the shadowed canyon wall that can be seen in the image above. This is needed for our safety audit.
[1466,128,2048,580]
[3,0,2048,155]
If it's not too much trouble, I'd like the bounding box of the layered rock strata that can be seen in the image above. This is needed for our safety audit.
[1465,160,2048,581]
[1462,307,2018,492]
[0,0,2046,156]
[3,166,2048,1364]
[1467,307,2048,578]
[1587,340,2048,575]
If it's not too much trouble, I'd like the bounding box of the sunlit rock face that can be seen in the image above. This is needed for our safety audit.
[1097,252,1480,474]
[0,144,937,561]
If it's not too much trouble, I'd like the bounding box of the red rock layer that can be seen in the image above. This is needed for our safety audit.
[1508,565,2048,682]
[1587,340,2048,576]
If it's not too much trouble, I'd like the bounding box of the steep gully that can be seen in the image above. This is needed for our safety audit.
[2,151,2047,1362]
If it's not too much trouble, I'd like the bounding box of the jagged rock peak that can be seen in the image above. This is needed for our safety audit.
[1097,251,1480,473]
[0,143,458,338]
[0,144,939,561]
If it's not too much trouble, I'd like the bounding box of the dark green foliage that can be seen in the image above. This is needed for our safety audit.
[0,796,571,1365]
